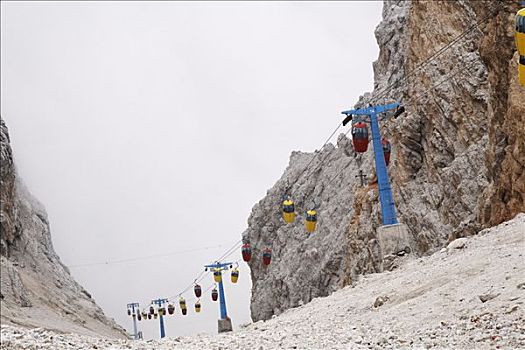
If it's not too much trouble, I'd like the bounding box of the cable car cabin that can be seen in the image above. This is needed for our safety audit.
[211,287,218,301]
[241,243,252,262]
[127,309,131,316]
[137,313,142,321]
[517,8,525,85]
[262,247,272,265]
[147,313,152,320]
[231,268,239,283]
[305,210,317,232]
[282,199,296,223]
[181,307,187,315]
[142,311,148,319]
[158,307,166,316]
[213,269,222,283]
[153,313,158,319]
[194,284,202,298]
[167,303,175,315]
[149,306,155,315]
[179,297,186,309]
[382,138,392,166]
[351,122,369,153]
[195,301,201,313]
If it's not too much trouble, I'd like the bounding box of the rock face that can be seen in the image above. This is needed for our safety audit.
[244,0,525,322]
[0,118,127,338]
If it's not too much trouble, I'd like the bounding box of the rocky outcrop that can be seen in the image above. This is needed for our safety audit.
[244,0,525,322]
[0,118,127,338]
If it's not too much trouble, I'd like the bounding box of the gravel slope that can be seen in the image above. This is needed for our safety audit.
[1,213,524,349]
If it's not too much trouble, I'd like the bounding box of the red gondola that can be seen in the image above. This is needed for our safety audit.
[194,284,202,298]
[211,287,218,301]
[382,138,391,166]
[241,243,252,262]
[351,122,369,153]
[262,247,272,266]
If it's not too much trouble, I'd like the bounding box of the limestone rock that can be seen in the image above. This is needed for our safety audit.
[447,238,468,250]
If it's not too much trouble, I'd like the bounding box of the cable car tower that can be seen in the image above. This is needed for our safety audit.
[126,302,140,340]
[205,261,234,333]
[341,102,412,259]
[151,298,168,339]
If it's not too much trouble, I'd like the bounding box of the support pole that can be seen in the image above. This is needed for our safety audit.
[369,111,398,225]
[151,298,168,339]
[218,278,227,319]
[126,302,140,340]
[204,261,233,333]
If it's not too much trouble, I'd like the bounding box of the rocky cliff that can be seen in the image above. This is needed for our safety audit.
[244,0,525,322]
[0,118,127,338]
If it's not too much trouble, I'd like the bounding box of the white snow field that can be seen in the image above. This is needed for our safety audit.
[1,214,524,350]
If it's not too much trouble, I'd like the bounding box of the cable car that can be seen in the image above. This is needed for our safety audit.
[517,8,525,85]
[262,247,272,265]
[142,311,148,319]
[213,269,222,283]
[211,287,218,301]
[147,313,152,320]
[241,243,252,262]
[194,284,202,298]
[137,313,142,321]
[305,210,317,232]
[167,303,175,315]
[181,307,187,316]
[149,306,155,315]
[195,301,201,313]
[382,138,392,166]
[351,122,369,153]
[127,309,131,316]
[231,268,239,283]
[153,313,158,319]
[158,307,166,316]
[179,296,186,310]
[282,198,296,223]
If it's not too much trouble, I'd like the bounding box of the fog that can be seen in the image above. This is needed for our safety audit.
[1,1,382,339]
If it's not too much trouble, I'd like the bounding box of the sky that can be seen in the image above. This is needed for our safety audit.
[1,1,382,340]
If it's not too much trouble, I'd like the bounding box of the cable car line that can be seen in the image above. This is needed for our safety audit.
[68,243,226,268]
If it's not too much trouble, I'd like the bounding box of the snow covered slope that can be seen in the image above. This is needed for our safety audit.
[2,213,523,349]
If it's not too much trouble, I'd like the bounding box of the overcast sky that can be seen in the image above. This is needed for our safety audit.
[1,1,382,340]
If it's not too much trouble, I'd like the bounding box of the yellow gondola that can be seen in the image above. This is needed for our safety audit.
[179,296,186,310]
[213,269,222,283]
[516,8,525,85]
[231,268,239,283]
[282,198,296,223]
[305,209,317,232]
[158,307,166,316]
[153,313,158,319]
[195,301,201,313]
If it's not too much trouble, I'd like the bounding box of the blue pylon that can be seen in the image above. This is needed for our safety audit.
[341,102,403,225]
[151,298,168,338]
[126,302,140,340]
[204,261,233,320]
